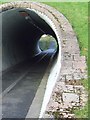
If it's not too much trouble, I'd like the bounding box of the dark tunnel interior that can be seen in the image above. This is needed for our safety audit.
[2,8,58,71]
[1,7,60,118]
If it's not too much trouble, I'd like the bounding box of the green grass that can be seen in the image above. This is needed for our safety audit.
[74,103,88,118]
[81,79,88,91]
[44,2,88,58]
[73,79,88,118]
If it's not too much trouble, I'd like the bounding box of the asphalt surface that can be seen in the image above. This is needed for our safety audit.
[2,51,54,119]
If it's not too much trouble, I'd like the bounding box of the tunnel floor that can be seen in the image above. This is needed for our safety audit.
[2,51,55,118]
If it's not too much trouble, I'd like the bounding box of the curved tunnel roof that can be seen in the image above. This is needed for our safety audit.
[2,8,57,71]
[0,2,63,118]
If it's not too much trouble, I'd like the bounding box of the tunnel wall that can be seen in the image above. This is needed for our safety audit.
[2,8,43,71]
[1,5,58,71]
[0,1,62,117]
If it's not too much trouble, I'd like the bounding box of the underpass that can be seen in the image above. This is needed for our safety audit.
[2,51,55,118]
[0,2,61,119]
[0,1,87,119]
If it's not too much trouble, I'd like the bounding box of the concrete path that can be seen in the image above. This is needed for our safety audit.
[2,51,53,119]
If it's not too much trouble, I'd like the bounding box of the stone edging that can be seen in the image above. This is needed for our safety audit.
[0,1,87,118]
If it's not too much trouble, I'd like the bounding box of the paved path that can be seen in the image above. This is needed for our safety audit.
[2,51,53,119]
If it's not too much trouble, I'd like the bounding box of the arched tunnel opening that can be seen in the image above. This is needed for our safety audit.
[2,8,58,71]
[0,2,61,119]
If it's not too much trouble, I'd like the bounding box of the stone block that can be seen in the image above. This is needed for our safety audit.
[63,53,73,61]
[73,61,86,72]
[66,74,73,80]
[62,60,73,69]
[65,85,74,92]
[62,93,79,103]
[60,68,74,75]
[73,73,81,80]
[73,54,86,61]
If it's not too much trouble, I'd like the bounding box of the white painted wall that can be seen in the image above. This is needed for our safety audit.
[27,9,61,118]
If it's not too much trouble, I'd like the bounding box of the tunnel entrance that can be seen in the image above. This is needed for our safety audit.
[2,8,58,71]
[0,1,87,119]
[1,4,60,119]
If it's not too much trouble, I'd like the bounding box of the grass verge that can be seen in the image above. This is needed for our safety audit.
[44,2,88,118]
[73,79,88,118]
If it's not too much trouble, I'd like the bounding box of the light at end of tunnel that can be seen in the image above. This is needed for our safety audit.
[42,34,47,38]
